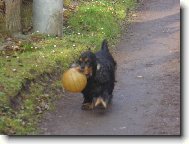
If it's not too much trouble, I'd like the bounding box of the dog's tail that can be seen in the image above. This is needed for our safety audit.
[101,39,117,69]
[101,39,109,53]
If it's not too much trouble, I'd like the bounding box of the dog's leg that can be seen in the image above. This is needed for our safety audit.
[81,102,94,110]
[81,95,94,110]
[93,90,110,109]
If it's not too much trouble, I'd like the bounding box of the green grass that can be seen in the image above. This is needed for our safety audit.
[0,0,137,134]
[68,2,120,37]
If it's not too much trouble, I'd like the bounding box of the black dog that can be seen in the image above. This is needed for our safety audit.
[75,39,116,110]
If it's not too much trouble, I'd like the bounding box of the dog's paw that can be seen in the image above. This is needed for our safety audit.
[81,103,94,110]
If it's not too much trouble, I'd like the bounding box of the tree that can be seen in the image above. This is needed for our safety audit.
[33,0,63,37]
[5,0,21,32]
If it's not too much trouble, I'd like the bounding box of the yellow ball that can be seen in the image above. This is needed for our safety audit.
[61,68,87,93]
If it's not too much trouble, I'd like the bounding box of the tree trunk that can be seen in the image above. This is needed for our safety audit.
[5,0,21,32]
[33,0,63,37]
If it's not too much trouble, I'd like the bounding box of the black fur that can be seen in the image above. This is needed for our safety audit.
[78,39,116,108]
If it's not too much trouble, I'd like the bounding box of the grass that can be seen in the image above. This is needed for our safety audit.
[68,2,120,38]
[0,0,137,134]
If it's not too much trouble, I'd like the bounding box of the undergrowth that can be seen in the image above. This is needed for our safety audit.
[0,0,137,134]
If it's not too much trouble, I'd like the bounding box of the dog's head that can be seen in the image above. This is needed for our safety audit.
[76,50,97,78]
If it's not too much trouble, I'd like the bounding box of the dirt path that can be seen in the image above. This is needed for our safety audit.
[39,0,180,135]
